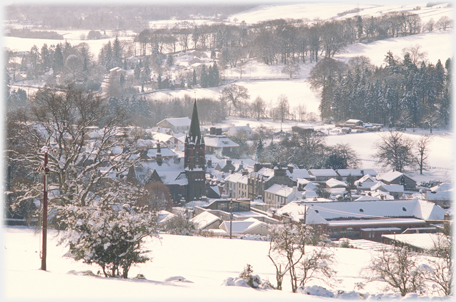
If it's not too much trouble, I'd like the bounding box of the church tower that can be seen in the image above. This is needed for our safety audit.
[184,100,206,201]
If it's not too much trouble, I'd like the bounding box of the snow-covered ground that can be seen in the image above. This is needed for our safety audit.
[228,2,452,25]
[2,227,450,301]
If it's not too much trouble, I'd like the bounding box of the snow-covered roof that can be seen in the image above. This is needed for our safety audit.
[251,168,275,180]
[430,183,452,192]
[204,136,239,148]
[220,218,266,234]
[371,182,404,193]
[362,169,378,176]
[157,117,191,127]
[326,178,347,188]
[156,170,188,186]
[328,218,426,227]
[136,139,155,149]
[377,171,415,183]
[278,199,445,222]
[381,233,446,250]
[336,169,364,177]
[275,202,328,224]
[157,210,176,225]
[147,148,178,158]
[265,184,294,197]
[303,190,318,198]
[358,174,376,183]
[288,169,311,180]
[303,182,318,191]
[426,190,452,201]
[224,173,244,183]
[190,211,222,230]
[354,195,382,201]
[309,169,337,177]
[153,132,173,142]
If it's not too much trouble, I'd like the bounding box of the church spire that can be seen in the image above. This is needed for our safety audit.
[188,100,201,143]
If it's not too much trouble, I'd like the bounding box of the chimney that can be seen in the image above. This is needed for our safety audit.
[216,128,222,135]
[254,163,261,172]
[210,127,216,135]
[287,164,294,173]
[274,167,286,177]
[242,170,248,176]
[207,159,212,167]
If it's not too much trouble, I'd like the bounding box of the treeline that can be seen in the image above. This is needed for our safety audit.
[107,94,226,128]
[5,4,253,31]
[313,53,452,128]
[7,28,63,40]
[6,41,106,95]
[133,11,451,66]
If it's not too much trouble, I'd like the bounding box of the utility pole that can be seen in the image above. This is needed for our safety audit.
[229,199,233,239]
[34,148,50,271]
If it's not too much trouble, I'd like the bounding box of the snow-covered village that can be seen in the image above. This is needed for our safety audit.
[2,1,454,301]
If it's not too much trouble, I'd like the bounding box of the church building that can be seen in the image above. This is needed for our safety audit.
[184,101,206,201]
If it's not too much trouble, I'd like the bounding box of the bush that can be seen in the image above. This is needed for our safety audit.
[163,212,195,235]
[59,200,158,279]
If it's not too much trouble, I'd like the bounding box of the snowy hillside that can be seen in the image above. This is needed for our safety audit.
[3,227,450,301]
[228,2,452,25]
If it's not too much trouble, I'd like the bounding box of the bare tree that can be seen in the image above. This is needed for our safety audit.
[138,181,172,211]
[7,87,137,224]
[276,94,289,124]
[402,45,427,65]
[251,96,266,120]
[281,60,301,78]
[268,223,307,292]
[436,16,453,31]
[364,246,425,296]
[424,233,452,296]
[221,84,250,112]
[375,131,415,172]
[421,111,441,134]
[299,246,336,288]
[415,135,432,175]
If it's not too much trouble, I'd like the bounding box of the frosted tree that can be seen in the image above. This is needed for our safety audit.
[364,246,425,296]
[268,223,308,292]
[59,184,159,278]
[8,86,159,278]
[7,86,139,224]
[424,233,452,296]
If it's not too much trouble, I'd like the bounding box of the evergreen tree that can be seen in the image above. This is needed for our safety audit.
[134,64,141,80]
[192,69,197,86]
[256,138,264,162]
[113,36,122,68]
[166,54,173,66]
[207,65,214,87]
[40,44,51,72]
[212,62,220,86]
[200,65,208,88]
[53,44,64,74]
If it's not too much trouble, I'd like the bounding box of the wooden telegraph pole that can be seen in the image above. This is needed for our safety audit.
[35,149,50,271]
[229,199,233,239]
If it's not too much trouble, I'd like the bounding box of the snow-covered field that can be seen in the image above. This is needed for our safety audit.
[228,2,452,25]
[2,227,449,301]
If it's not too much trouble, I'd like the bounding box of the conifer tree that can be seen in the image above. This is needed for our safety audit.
[192,69,197,86]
